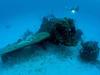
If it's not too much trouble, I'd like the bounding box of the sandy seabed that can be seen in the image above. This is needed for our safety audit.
[0,44,100,75]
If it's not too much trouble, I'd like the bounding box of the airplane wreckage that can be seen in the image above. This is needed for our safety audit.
[0,16,99,63]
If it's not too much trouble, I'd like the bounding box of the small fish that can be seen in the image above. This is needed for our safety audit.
[66,5,79,14]
[71,6,79,14]
[4,24,12,29]
[0,24,12,30]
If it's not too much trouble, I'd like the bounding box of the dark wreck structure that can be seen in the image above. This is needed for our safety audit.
[80,41,99,62]
[38,16,83,46]
[0,15,99,64]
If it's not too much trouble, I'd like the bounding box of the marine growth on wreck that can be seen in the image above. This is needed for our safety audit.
[0,16,99,65]
[38,16,83,46]
[80,41,99,62]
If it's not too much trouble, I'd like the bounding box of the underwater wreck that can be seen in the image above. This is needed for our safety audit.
[0,32,50,62]
[38,16,83,46]
[0,16,99,64]
[80,41,100,62]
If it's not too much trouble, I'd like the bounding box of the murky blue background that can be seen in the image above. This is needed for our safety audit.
[0,0,100,75]
[0,0,100,48]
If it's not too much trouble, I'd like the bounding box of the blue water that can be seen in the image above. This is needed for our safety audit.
[0,0,100,75]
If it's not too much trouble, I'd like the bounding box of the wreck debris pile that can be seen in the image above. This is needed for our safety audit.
[0,32,50,63]
[80,41,99,62]
[0,16,99,64]
[38,16,82,46]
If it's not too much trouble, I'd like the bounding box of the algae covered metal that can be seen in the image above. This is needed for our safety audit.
[0,16,83,63]
[0,32,50,56]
